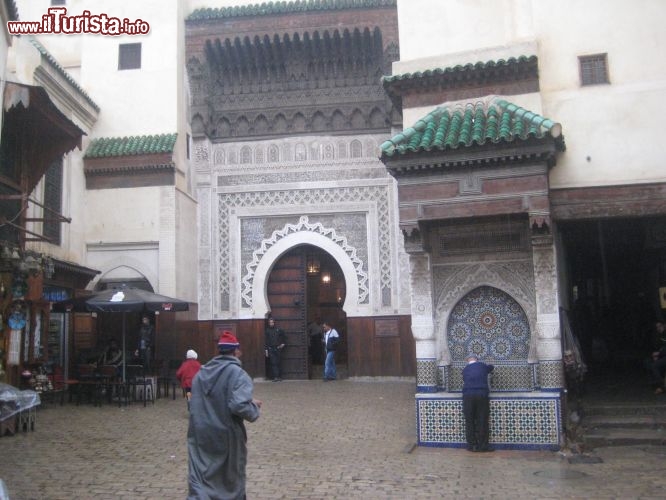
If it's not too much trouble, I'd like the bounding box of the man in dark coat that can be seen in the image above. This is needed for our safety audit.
[264,317,286,381]
[462,353,494,452]
[187,331,262,499]
[136,315,154,372]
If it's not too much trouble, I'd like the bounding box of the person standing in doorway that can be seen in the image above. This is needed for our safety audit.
[264,317,286,382]
[462,353,494,452]
[136,314,154,373]
[187,331,262,499]
[649,321,666,394]
[308,317,324,365]
[322,321,340,381]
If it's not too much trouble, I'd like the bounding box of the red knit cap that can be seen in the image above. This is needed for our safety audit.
[218,331,240,351]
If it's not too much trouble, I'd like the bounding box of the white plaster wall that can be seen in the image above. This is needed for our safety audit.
[77,0,178,136]
[175,190,198,302]
[86,187,160,243]
[397,0,535,63]
[396,0,666,188]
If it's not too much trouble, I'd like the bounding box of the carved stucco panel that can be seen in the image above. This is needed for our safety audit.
[240,215,368,308]
[217,185,393,313]
[409,253,434,341]
[532,244,558,315]
[536,339,562,360]
[398,243,412,313]
[198,190,210,248]
[199,258,211,319]
[194,143,209,166]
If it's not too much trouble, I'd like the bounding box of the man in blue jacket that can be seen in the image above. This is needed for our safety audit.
[462,353,494,452]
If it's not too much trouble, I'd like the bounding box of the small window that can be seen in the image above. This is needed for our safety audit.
[43,157,63,245]
[51,0,66,5]
[118,43,141,70]
[579,53,609,86]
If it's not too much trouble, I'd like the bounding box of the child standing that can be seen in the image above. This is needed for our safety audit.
[176,349,201,409]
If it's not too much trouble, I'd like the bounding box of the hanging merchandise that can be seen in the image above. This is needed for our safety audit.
[8,330,21,365]
[11,273,27,300]
[8,302,26,330]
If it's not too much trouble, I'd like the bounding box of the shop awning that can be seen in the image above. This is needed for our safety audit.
[2,82,85,195]
[0,82,86,245]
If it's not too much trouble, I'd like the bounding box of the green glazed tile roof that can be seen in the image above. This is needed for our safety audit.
[380,98,563,158]
[382,55,537,86]
[188,0,396,21]
[29,38,100,112]
[85,133,177,158]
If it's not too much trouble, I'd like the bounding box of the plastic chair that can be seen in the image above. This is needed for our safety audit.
[98,365,127,406]
[126,364,154,407]
[158,359,182,400]
[75,364,101,406]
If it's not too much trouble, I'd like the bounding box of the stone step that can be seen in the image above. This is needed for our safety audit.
[582,426,666,449]
[583,414,666,429]
[582,403,666,417]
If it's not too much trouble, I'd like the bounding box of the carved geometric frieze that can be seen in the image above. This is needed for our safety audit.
[211,136,382,167]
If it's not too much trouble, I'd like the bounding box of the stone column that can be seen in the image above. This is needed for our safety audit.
[530,216,563,390]
[404,225,437,393]
[194,138,212,319]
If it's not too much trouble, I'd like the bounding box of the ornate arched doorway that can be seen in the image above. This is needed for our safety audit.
[266,244,346,379]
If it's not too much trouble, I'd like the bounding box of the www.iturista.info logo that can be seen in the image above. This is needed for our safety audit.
[7,7,150,36]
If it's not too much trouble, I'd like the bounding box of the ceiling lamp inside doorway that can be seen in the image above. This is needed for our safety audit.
[307,254,320,275]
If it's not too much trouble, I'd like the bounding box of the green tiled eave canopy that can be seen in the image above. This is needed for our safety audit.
[188,0,396,21]
[380,98,563,158]
[84,133,177,158]
[381,55,537,87]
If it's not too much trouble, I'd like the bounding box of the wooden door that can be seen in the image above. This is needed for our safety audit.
[266,247,307,379]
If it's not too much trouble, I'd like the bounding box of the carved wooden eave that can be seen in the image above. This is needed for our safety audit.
[186,2,399,141]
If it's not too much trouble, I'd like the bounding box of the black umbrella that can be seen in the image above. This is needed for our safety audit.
[53,285,189,381]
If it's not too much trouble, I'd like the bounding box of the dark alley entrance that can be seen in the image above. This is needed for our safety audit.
[559,217,666,390]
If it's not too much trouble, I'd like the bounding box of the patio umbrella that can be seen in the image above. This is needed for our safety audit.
[52,285,189,381]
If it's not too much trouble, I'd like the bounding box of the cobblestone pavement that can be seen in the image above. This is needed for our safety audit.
[1,380,666,499]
